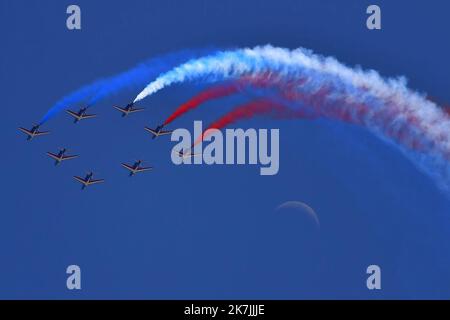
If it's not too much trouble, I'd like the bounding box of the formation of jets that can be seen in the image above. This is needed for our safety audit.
[18,101,181,190]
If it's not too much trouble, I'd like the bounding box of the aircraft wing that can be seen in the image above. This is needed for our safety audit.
[129,107,145,113]
[121,163,135,171]
[136,166,152,172]
[18,127,33,135]
[82,114,96,119]
[158,130,173,136]
[34,131,50,136]
[61,154,78,160]
[113,106,126,113]
[47,152,60,161]
[87,179,104,185]
[144,127,158,136]
[74,176,87,184]
[66,110,80,118]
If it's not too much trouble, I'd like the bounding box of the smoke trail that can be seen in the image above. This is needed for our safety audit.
[40,49,214,124]
[196,94,435,156]
[133,45,388,102]
[194,82,448,190]
[193,99,310,146]
[163,74,285,125]
[164,84,241,125]
[282,86,435,154]
[177,77,440,158]
[135,45,450,191]
[39,82,102,124]
[183,78,434,154]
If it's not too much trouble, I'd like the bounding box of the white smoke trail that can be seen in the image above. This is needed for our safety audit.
[135,45,407,102]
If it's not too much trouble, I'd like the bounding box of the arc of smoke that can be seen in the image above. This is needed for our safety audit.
[193,99,306,146]
[134,45,413,104]
[192,81,450,191]
[133,45,450,153]
[40,49,214,124]
[176,77,441,158]
[179,78,435,154]
[140,46,450,191]
[281,85,436,154]
[164,75,305,126]
[164,84,241,125]
[196,94,435,156]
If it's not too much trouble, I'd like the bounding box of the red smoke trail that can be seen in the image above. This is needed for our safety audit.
[164,74,305,125]
[194,100,280,146]
[281,84,436,154]
[164,84,241,125]
[192,99,314,146]
[187,77,442,157]
[193,89,435,156]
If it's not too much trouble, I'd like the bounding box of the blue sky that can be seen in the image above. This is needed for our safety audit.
[1,0,450,299]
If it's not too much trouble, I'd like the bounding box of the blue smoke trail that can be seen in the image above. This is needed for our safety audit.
[40,48,216,124]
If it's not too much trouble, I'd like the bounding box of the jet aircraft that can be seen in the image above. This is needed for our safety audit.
[46,148,78,166]
[121,160,152,176]
[144,124,173,139]
[66,107,96,123]
[18,124,50,140]
[113,103,145,117]
[73,172,104,190]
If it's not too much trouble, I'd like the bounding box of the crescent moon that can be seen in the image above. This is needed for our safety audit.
[275,201,320,228]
